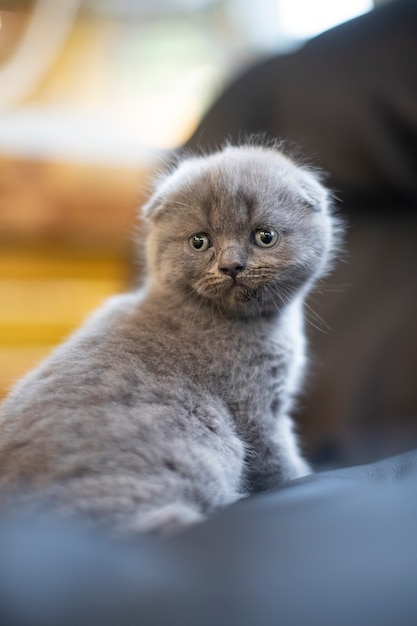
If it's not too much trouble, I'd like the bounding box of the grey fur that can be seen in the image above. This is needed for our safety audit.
[0,144,341,536]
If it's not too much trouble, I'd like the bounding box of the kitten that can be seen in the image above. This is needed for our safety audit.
[0,143,340,536]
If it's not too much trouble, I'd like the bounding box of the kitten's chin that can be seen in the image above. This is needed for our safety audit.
[227,283,256,304]
[194,279,299,319]
[195,280,264,317]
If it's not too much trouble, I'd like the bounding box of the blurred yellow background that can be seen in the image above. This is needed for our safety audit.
[0,0,373,398]
[0,157,144,397]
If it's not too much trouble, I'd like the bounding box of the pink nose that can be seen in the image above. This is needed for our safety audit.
[219,262,245,278]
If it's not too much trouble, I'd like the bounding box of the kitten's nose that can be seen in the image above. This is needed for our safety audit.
[219,262,245,279]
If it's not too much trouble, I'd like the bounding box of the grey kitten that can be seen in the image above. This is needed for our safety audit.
[0,143,340,536]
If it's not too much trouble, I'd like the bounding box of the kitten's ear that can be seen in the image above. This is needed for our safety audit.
[141,192,165,220]
[141,158,180,220]
[298,168,329,213]
[141,155,197,220]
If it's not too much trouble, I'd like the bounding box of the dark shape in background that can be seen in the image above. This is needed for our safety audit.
[186,0,417,467]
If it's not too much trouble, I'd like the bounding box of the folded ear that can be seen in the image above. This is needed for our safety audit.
[141,167,173,220]
[141,154,201,220]
[298,168,330,212]
[141,192,165,220]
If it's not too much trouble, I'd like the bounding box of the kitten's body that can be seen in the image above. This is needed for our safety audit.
[0,144,339,535]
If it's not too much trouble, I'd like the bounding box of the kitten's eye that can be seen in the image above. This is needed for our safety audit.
[253,228,279,248]
[189,233,211,252]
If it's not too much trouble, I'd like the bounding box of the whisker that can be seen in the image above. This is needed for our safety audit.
[303,300,331,334]
[313,282,351,295]
[169,200,193,209]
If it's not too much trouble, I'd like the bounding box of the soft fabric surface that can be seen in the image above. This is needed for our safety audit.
[0,448,416,625]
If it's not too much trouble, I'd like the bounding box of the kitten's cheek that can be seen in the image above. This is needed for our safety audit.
[193,279,210,299]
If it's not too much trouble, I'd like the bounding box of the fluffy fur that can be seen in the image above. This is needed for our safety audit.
[0,144,341,536]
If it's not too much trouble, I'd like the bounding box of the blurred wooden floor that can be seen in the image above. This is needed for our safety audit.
[0,156,151,399]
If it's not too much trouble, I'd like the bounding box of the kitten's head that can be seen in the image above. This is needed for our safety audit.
[142,144,339,318]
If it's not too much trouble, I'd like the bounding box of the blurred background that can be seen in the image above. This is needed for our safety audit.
[1,0,416,468]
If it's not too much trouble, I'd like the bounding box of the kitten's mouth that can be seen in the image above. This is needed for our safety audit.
[229,276,243,287]
[224,277,257,302]
[194,273,259,307]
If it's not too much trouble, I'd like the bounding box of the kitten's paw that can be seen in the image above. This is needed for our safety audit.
[288,457,312,480]
[123,503,205,537]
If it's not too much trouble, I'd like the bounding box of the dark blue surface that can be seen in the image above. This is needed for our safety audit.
[0,449,416,626]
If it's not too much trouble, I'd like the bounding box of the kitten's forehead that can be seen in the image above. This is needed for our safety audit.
[175,147,297,195]
[145,146,327,222]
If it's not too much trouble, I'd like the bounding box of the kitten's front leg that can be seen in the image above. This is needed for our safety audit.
[246,414,311,492]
